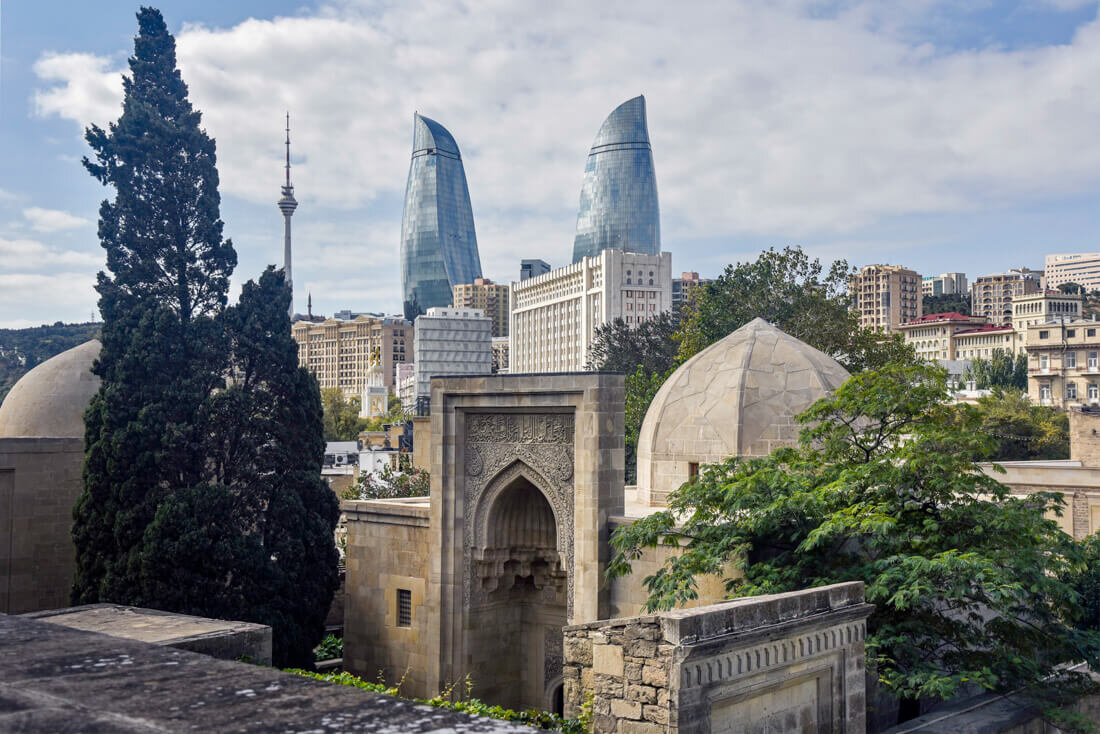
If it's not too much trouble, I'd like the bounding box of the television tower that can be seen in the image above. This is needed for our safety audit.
[277,112,298,318]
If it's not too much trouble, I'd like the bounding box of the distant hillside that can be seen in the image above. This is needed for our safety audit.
[0,322,101,404]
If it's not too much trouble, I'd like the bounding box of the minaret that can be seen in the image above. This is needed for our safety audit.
[277,112,298,318]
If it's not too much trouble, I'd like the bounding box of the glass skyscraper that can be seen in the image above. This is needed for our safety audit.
[571,95,660,263]
[400,113,483,321]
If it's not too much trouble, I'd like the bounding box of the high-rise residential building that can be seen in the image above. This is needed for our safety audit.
[571,96,660,263]
[520,259,552,281]
[510,250,672,373]
[277,114,298,318]
[292,315,412,398]
[1045,253,1100,293]
[897,312,989,361]
[413,307,492,401]
[491,336,509,374]
[1012,291,1084,333]
[921,272,967,297]
[452,277,509,337]
[970,268,1042,325]
[848,264,922,332]
[399,113,483,321]
[672,271,712,322]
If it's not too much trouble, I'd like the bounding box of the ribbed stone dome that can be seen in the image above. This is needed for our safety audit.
[0,340,101,438]
[636,319,849,506]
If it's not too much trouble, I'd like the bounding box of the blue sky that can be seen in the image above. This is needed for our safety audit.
[2,0,1100,328]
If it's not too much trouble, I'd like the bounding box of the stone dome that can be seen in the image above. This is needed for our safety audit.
[0,340,101,438]
[636,319,849,506]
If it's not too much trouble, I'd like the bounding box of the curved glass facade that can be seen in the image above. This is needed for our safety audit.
[571,95,660,263]
[400,114,483,321]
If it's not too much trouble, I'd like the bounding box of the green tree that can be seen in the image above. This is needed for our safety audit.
[586,311,679,375]
[321,387,369,440]
[344,463,429,500]
[609,363,1100,722]
[970,388,1069,461]
[1059,282,1085,295]
[962,350,1027,391]
[74,7,236,605]
[922,293,971,316]
[71,12,336,668]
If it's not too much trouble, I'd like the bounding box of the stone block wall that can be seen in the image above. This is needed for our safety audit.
[0,437,84,614]
[564,581,873,734]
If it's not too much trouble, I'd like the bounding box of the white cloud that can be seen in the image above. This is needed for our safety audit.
[23,207,90,233]
[0,237,102,270]
[0,272,98,312]
[28,0,1100,283]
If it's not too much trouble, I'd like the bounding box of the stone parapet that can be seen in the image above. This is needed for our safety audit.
[563,581,873,734]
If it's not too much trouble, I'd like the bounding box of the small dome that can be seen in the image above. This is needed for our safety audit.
[636,319,848,506]
[0,340,101,438]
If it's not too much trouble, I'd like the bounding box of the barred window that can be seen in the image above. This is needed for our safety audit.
[397,589,412,627]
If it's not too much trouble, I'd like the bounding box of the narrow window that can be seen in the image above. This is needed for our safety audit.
[688,462,700,483]
[397,589,412,627]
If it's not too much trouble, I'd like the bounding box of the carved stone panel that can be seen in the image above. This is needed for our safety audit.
[463,413,575,614]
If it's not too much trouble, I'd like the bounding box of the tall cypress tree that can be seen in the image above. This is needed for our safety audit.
[72,11,337,667]
[74,6,236,605]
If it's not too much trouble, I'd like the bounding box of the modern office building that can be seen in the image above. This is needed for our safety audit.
[292,315,412,398]
[921,272,967,297]
[672,271,713,322]
[970,268,1042,325]
[848,264,922,332]
[520,259,552,281]
[452,278,509,338]
[510,249,672,373]
[571,96,660,263]
[399,113,483,321]
[897,312,989,361]
[413,307,492,400]
[1045,253,1100,293]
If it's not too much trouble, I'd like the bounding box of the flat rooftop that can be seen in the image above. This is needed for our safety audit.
[0,613,528,732]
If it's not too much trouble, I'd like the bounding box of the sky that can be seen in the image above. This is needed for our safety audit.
[2,0,1100,328]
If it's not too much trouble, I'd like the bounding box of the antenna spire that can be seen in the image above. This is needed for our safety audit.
[285,111,292,187]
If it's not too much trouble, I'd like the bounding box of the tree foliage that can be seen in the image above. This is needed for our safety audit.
[321,388,370,441]
[586,311,679,375]
[968,388,1069,461]
[624,366,672,485]
[608,362,1100,716]
[962,350,1027,391]
[71,10,336,668]
[343,463,430,501]
[922,293,971,316]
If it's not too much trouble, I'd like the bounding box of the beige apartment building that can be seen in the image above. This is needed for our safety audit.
[291,315,412,398]
[954,324,1022,360]
[1026,319,1100,408]
[509,249,672,373]
[1045,253,1100,293]
[849,264,922,332]
[452,278,510,338]
[897,312,988,361]
[1012,290,1084,332]
[970,268,1042,325]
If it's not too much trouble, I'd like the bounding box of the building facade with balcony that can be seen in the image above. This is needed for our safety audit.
[452,277,510,337]
[897,312,989,361]
[1026,319,1100,408]
[849,264,923,332]
[970,268,1042,325]
[292,315,412,398]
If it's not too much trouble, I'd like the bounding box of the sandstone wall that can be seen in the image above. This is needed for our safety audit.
[564,581,873,734]
[342,498,432,696]
[0,437,83,614]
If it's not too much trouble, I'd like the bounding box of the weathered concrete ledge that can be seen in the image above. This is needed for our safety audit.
[0,613,529,732]
[23,603,273,666]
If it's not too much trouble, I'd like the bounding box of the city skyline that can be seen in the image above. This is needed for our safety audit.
[2,1,1100,327]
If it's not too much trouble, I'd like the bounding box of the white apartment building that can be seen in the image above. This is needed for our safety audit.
[897,312,988,361]
[509,250,673,373]
[921,272,968,297]
[1045,253,1100,293]
[413,307,492,401]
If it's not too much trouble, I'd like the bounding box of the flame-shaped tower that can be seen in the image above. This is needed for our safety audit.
[571,95,660,263]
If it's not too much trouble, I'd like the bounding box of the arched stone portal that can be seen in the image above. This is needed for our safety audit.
[467,469,567,710]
